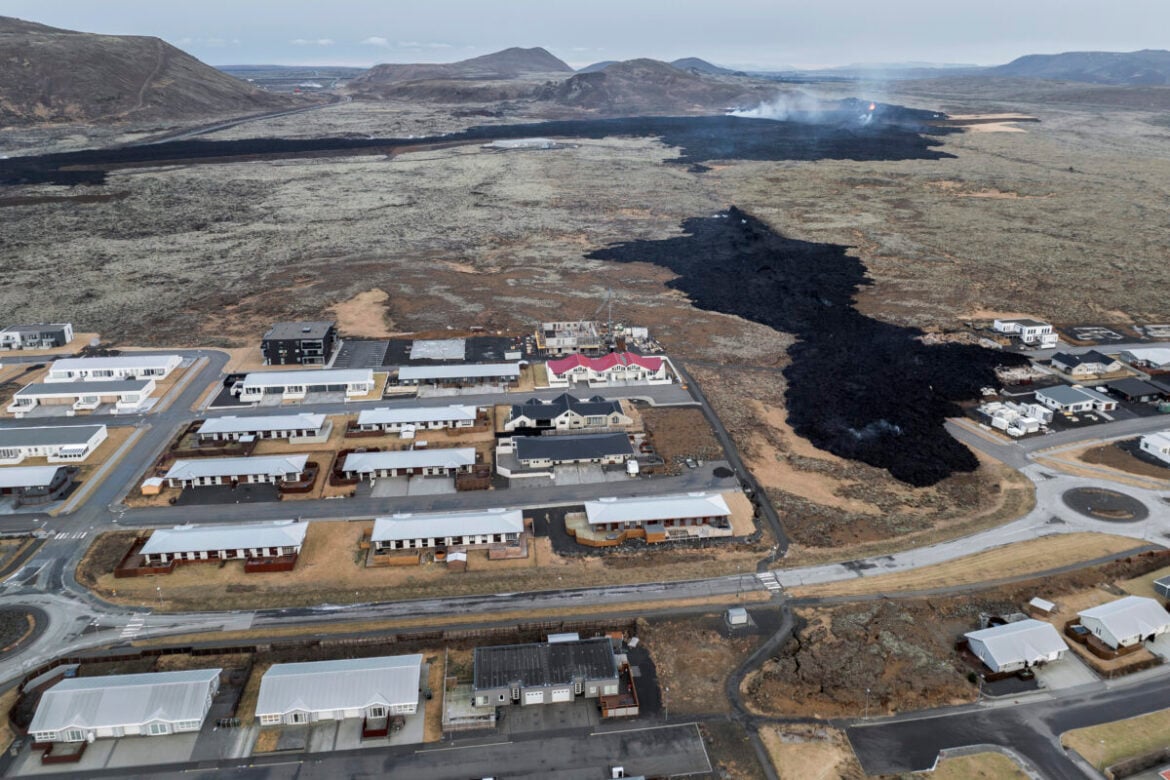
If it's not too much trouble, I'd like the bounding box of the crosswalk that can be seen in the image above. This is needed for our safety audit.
[756,571,783,593]
[53,530,88,540]
[119,616,146,639]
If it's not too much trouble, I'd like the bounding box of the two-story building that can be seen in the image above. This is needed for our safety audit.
[1050,350,1123,378]
[991,318,1058,348]
[546,352,668,388]
[0,323,74,351]
[45,355,181,382]
[261,321,338,366]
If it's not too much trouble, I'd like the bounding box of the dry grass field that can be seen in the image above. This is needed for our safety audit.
[758,725,863,780]
[919,751,1030,779]
[1062,708,1170,771]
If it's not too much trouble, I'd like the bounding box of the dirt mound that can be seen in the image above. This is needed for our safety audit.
[0,15,294,127]
[538,58,763,113]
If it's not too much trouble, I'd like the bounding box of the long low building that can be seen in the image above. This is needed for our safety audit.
[511,432,633,469]
[504,393,632,433]
[0,323,73,351]
[546,352,669,387]
[395,363,521,387]
[46,354,181,382]
[340,448,477,480]
[1120,347,1170,370]
[1034,384,1117,413]
[356,405,479,432]
[0,424,107,465]
[0,465,77,505]
[256,655,423,726]
[163,454,310,488]
[473,638,620,708]
[197,414,330,442]
[583,492,732,541]
[372,509,524,552]
[29,669,221,743]
[7,378,156,415]
[235,369,376,401]
[1140,431,1170,466]
[964,619,1068,673]
[140,520,308,564]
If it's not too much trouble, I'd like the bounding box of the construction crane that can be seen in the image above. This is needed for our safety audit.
[590,287,615,342]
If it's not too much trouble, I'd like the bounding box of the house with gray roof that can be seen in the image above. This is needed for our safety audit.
[372,509,524,553]
[163,455,310,488]
[0,425,107,465]
[473,637,620,708]
[0,323,73,351]
[140,520,308,565]
[29,669,221,744]
[356,404,479,433]
[7,379,157,416]
[1050,350,1123,378]
[1034,384,1117,413]
[0,465,78,506]
[1079,596,1170,649]
[340,448,477,480]
[197,414,330,443]
[261,321,337,366]
[509,432,634,469]
[964,619,1067,673]
[256,655,422,725]
[46,354,181,382]
[504,393,632,433]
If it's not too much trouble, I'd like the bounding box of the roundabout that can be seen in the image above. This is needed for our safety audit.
[1062,487,1150,523]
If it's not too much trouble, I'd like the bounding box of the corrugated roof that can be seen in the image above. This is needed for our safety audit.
[0,425,105,449]
[397,363,520,381]
[28,669,221,734]
[1122,348,1170,366]
[256,655,422,717]
[372,509,523,541]
[17,379,152,397]
[509,394,621,423]
[342,448,475,473]
[1142,431,1170,450]
[241,369,373,388]
[0,465,62,489]
[515,433,633,463]
[546,351,662,376]
[141,520,308,556]
[1080,596,1170,641]
[357,405,478,426]
[585,492,731,526]
[1036,385,1100,406]
[474,638,616,690]
[164,454,309,481]
[49,355,180,372]
[198,414,326,435]
[262,321,334,340]
[964,619,1066,668]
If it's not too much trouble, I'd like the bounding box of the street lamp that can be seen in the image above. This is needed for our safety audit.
[663,686,669,722]
[865,688,870,720]
[155,586,162,608]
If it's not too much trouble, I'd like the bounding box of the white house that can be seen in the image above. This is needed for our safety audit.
[235,369,375,402]
[1050,350,1123,378]
[256,655,422,725]
[0,323,73,351]
[1078,596,1170,649]
[163,454,310,488]
[372,508,524,552]
[964,619,1068,673]
[7,379,157,416]
[506,432,634,469]
[583,492,734,541]
[504,394,632,432]
[0,425,107,465]
[1139,431,1170,466]
[1120,347,1170,370]
[29,669,220,743]
[992,318,1058,348]
[46,354,181,382]
[1034,385,1117,413]
[546,352,669,387]
[140,520,308,565]
[197,414,330,443]
[340,448,476,480]
[356,405,479,433]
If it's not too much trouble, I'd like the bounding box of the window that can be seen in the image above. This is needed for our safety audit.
[369,706,386,719]
[148,722,169,735]
[260,714,282,725]
[65,729,85,742]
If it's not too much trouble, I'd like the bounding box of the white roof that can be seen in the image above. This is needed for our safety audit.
[1141,431,1170,450]
[256,655,422,717]
[964,619,1066,667]
[398,363,520,381]
[1122,347,1170,365]
[0,465,62,489]
[358,405,477,426]
[410,338,466,360]
[49,355,179,372]
[1029,597,1056,613]
[141,520,308,556]
[199,414,326,435]
[241,369,373,388]
[165,454,309,481]
[584,492,732,526]
[29,669,220,734]
[1079,596,1170,640]
[373,508,523,541]
[343,448,476,473]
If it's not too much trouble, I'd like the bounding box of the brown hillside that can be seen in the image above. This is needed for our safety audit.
[539,58,765,113]
[0,15,294,126]
[351,46,572,88]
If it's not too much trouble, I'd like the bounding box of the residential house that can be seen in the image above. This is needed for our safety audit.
[339,448,476,480]
[163,455,310,488]
[1034,385,1117,413]
[504,394,631,433]
[0,465,77,505]
[506,432,634,469]
[964,619,1068,673]
[0,425,107,465]
[139,521,308,565]
[235,369,375,402]
[582,492,733,543]
[28,669,220,743]
[356,405,479,433]
[1119,348,1170,371]
[394,363,521,387]
[1139,431,1170,466]
[1078,596,1170,649]
[261,321,337,366]
[0,323,73,351]
[546,352,668,387]
[197,414,330,443]
[256,655,422,726]
[46,355,181,382]
[371,508,524,553]
[991,318,1058,348]
[1106,378,1166,403]
[472,637,620,707]
[1050,350,1123,378]
[6,379,156,416]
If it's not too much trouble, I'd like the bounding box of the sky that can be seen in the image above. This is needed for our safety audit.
[4,0,1169,70]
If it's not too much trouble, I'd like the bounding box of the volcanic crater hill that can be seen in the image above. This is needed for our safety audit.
[587,207,1028,486]
[988,49,1170,85]
[349,46,572,87]
[0,16,294,127]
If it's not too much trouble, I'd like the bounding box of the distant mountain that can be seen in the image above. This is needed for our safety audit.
[0,15,292,126]
[988,49,1170,85]
[578,60,618,74]
[351,46,573,87]
[539,58,765,113]
[670,57,742,76]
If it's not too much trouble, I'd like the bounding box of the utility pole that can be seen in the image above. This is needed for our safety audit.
[865,687,870,720]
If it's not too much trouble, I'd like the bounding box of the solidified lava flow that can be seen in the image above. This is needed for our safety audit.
[587,207,1028,486]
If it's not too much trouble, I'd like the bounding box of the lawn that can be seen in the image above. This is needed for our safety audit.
[920,751,1029,779]
[1062,708,1170,770]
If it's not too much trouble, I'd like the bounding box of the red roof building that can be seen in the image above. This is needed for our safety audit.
[546,352,668,387]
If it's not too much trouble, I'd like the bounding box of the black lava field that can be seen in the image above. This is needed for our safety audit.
[0,109,955,186]
[588,208,1028,486]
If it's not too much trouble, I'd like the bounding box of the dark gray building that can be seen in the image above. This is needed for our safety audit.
[261,321,337,366]
[472,638,620,707]
[512,432,634,468]
[505,393,631,433]
[0,323,74,350]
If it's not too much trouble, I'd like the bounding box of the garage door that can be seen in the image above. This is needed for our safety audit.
[550,687,572,703]
[523,689,545,705]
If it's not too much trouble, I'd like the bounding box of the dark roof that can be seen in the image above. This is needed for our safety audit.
[4,323,70,334]
[262,321,335,341]
[1052,350,1115,368]
[473,638,617,690]
[1150,377,1170,396]
[509,393,621,422]
[514,432,633,462]
[0,425,104,448]
[1107,378,1166,398]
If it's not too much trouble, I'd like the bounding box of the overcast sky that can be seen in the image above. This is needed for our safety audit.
[5,0,1168,69]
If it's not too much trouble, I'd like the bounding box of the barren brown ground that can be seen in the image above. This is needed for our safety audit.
[758,725,863,780]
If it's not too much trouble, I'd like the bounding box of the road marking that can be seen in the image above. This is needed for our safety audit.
[54,531,88,540]
[756,571,783,592]
[119,616,146,638]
